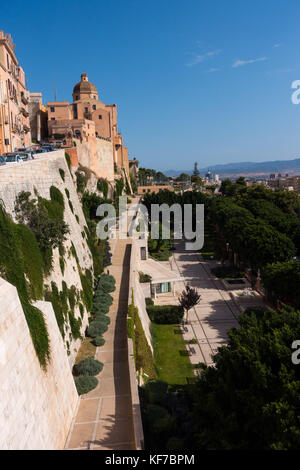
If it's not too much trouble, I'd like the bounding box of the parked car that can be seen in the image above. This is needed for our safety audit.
[5,154,21,163]
[18,152,34,161]
[0,156,6,166]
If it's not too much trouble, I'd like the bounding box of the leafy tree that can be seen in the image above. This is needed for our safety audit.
[262,261,300,308]
[178,285,201,323]
[15,191,69,254]
[188,305,300,449]
[176,173,190,182]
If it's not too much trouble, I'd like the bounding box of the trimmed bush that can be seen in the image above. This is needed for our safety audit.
[73,356,103,376]
[94,336,105,347]
[87,320,108,337]
[75,375,98,395]
[97,274,116,293]
[147,305,184,324]
[145,297,154,306]
[93,291,113,306]
[210,266,244,279]
[92,303,110,315]
[93,314,110,325]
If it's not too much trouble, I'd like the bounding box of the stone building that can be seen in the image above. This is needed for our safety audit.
[47,73,129,174]
[0,31,31,154]
[28,92,48,142]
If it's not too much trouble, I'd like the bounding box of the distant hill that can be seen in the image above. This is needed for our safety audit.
[165,158,300,178]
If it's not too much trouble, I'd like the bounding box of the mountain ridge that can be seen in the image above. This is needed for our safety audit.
[164,157,300,177]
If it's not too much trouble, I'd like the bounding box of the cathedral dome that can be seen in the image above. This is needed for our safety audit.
[73,73,98,100]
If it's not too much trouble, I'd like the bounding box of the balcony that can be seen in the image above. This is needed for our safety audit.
[21,107,29,118]
[21,93,28,105]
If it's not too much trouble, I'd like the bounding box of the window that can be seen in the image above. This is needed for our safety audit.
[98,115,102,119]
[142,189,146,193]
[94,96,96,99]
[51,118,55,121]
[85,107,88,113]
[75,95,79,100]
[50,107,55,112]
[92,105,96,110]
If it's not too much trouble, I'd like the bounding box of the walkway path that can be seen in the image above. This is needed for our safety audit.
[65,239,135,450]
[171,241,241,367]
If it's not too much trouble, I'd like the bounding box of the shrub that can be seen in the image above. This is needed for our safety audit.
[97,178,109,199]
[87,320,108,337]
[14,223,44,300]
[65,152,71,171]
[0,205,50,369]
[92,303,110,315]
[139,272,152,283]
[93,314,110,325]
[68,311,82,340]
[76,171,88,194]
[94,336,105,347]
[211,266,244,279]
[68,200,74,213]
[147,305,184,324]
[59,256,65,275]
[59,168,65,181]
[145,297,154,306]
[79,303,84,319]
[80,269,93,312]
[50,186,64,209]
[65,188,70,199]
[14,191,69,265]
[97,274,116,293]
[74,375,98,395]
[75,214,79,223]
[73,356,103,376]
[93,290,113,306]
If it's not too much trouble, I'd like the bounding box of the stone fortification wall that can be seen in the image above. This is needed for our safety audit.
[0,278,79,449]
[74,137,114,182]
[0,150,94,364]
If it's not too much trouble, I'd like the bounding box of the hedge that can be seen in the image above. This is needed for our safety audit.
[87,320,108,337]
[97,274,116,293]
[75,375,98,395]
[93,314,110,325]
[94,336,105,347]
[146,305,184,324]
[73,356,103,376]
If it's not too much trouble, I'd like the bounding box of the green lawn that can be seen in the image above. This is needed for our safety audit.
[150,323,195,385]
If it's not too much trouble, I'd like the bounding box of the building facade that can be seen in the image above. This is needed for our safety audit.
[47,73,129,174]
[28,92,48,142]
[0,31,31,154]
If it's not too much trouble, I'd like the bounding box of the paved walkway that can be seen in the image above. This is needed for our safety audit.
[65,240,135,450]
[169,241,241,367]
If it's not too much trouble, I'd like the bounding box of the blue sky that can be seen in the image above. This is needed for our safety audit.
[2,0,300,170]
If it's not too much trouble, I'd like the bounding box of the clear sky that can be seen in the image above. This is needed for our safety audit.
[2,0,300,170]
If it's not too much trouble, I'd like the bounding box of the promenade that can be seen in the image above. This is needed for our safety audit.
[65,239,135,450]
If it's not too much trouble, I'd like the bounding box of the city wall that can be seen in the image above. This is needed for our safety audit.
[0,150,94,364]
[0,278,79,449]
[74,137,114,182]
